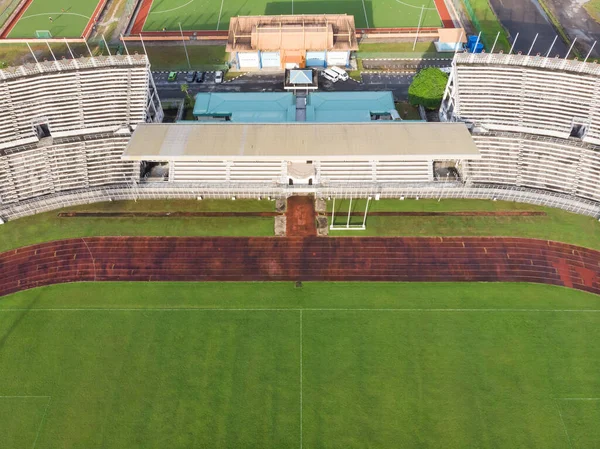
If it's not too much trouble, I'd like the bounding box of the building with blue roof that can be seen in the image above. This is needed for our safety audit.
[193,91,401,123]
[305,92,397,122]
[193,92,296,122]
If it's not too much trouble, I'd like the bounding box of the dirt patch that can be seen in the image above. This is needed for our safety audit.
[58,212,281,218]
[286,196,316,237]
[336,211,547,217]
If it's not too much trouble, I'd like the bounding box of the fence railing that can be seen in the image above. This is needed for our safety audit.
[1,182,598,222]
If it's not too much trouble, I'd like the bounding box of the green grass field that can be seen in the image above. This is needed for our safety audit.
[2,198,600,252]
[1,281,600,448]
[0,199,275,252]
[142,0,442,31]
[328,198,600,248]
[7,0,100,38]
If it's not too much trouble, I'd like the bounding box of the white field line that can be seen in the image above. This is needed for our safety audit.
[559,398,600,400]
[292,0,293,14]
[395,0,437,10]
[20,12,91,20]
[2,308,600,312]
[300,309,303,449]
[361,0,370,28]
[554,400,574,449]
[31,396,51,449]
[149,0,195,14]
[0,396,52,449]
[216,0,225,30]
[81,238,97,281]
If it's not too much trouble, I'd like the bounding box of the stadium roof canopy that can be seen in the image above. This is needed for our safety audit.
[193,92,296,122]
[123,123,481,161]
[306,91,396,122]
[226,14,358,52]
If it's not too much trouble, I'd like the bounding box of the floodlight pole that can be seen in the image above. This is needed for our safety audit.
[179,22,191,69]
[346,197,352,229]
[413,5,425,51]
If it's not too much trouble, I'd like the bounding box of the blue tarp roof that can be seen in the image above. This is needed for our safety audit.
[193,92,296,122]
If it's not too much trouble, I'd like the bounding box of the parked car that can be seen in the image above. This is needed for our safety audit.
[214,71,223,83]
[167,71,178,82]
[195,71,205,82]
[185,71,196,83]
[330,66,349,81]
[321,68,339,83]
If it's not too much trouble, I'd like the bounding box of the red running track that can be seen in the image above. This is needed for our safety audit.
[1,237,600,297]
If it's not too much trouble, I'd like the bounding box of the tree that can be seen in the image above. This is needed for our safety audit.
[408,68,449,110]
[180,83,193,108]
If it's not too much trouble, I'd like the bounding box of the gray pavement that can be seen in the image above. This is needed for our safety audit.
[489,0,569,56]
[154,70,415,101]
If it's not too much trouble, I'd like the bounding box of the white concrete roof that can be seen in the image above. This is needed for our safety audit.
[122,122,481,161]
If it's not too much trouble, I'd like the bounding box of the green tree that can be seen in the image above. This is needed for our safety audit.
[408,68,449,110]
[180,83,193,108]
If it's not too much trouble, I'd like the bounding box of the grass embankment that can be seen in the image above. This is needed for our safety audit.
[0,200,275,252]
[328,198,600,248]
[460,0,510,52]
[357,42,447,59]
[584,0,600,22]
[1,281,600,449]
[125,44,228,71]
[0,42,103,67]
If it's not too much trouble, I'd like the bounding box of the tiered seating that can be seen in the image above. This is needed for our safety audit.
[0,55,152,206]
[469,132,600,202]
[446,53,600,204]
[450,53,600,142]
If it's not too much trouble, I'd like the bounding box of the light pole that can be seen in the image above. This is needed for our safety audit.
[179,22,191,69]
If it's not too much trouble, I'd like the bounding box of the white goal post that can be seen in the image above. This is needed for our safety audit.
[329,196,371,231]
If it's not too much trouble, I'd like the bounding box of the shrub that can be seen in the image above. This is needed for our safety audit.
[408,68,449,110]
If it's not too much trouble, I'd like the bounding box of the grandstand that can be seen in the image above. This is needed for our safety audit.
[440,52,600,205]
[0,53,162,208]
[4,50,600,222]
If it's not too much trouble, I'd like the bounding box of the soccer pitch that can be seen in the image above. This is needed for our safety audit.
[1,282,600,448]
[6,0,100,38]
[142,0,442,31]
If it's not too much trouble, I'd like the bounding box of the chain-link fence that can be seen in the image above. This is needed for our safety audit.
[460,0,490,50]
[2,182,599,221]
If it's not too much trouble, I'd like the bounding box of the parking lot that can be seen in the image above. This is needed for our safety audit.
[152,70,222,85]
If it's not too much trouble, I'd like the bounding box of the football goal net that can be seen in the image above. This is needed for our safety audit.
[35,30,52,39]
[329,196,371,231]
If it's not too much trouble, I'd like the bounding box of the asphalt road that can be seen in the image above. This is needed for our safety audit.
[488,0,569,56]
[154,70,417,101]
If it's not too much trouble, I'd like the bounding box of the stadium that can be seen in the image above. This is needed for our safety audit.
[2,8,600,449]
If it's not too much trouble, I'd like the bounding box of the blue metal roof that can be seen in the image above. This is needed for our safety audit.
[306,91,395,122]
[193,92,296,122]
[193,91,397,123]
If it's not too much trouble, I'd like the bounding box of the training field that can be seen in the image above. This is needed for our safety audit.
[141,0,442,31]
[1,282,600,449]
[6,0,100,38]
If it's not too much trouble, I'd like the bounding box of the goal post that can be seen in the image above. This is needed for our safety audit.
[329,196,371,231]
[35,30,52,39]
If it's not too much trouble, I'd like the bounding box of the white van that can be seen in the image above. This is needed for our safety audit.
[330,66,349,81]
[322,68,339,83]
